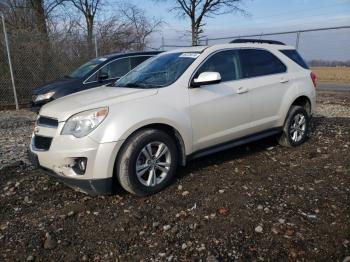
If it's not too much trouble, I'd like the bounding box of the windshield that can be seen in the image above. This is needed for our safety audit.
[69,57,107,78]
[115,52,200,88]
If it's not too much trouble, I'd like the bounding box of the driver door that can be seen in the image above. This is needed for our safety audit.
[188,50,252,152]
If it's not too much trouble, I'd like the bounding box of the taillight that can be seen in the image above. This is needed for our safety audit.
[310,72,317,88]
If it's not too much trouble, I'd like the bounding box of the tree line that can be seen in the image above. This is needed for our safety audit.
[0,0,162,55]
[0,0,250,105]
[308,60,350,67]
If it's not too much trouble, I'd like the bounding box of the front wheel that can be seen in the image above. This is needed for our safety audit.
[116,129,178,196]
[278,105,310,147]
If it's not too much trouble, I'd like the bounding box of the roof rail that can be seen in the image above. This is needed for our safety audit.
[230,39,285,45]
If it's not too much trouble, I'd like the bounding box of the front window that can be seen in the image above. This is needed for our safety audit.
[195,50,242,82]
[115,52,200,88]
[69,57,107,78]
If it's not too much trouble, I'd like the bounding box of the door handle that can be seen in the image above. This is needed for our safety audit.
[236,86,249,94]
[280,78,289,83]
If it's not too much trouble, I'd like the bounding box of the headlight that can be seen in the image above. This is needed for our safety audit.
[34,91,55,102]
[61,107,108,138]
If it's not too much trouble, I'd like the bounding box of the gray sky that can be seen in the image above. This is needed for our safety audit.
[136,0,350,61]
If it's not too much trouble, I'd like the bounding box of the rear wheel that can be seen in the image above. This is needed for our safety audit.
[278,105,310,147]
[116,129,178,196]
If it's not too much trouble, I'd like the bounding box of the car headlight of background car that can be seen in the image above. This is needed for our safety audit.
[33,91,55,102]
[61,107,109,138]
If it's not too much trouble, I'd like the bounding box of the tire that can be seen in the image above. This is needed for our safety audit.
[116,129,178,196]
[278,105,310,147]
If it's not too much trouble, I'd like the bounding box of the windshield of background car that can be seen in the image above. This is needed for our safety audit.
[69,57,107,78]
[114,52,200,88]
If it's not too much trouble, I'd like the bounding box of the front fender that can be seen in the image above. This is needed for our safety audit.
[89,97,193,154]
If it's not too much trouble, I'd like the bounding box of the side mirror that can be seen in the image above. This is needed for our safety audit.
[98,72,108,81]
[191,72,221,88]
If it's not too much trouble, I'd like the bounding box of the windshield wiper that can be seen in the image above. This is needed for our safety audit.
[115,81,162,88]
[124,82,143,88]
[117,83,145,88]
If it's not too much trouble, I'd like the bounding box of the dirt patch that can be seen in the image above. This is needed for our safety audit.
[0,92,349,261]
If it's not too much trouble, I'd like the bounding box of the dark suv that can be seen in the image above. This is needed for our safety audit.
[31,51,161,110]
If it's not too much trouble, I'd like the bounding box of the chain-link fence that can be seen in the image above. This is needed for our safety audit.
[161,26,350,63]
[0,14,157,109]
[0,19,93,108]
[0,16,14,108]
[1,20,350,108]
[198,26,350,63]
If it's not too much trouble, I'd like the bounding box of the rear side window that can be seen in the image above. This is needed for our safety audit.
[239,49,287,78]
[195,50,242,82]
[280,49,309,69]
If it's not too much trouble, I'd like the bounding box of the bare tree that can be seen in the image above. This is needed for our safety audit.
[157,0,247,45]
[119,3,162,50]
[0,0,66,35]
[69,0,101,56]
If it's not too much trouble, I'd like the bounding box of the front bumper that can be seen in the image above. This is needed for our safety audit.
[29,150,114,195]
[29,124,124,195]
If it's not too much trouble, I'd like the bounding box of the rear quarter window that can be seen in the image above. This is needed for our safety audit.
[239,49,287,78]
[280,49,309,69]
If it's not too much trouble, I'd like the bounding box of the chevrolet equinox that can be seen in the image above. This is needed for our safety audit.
[29,40,316,196]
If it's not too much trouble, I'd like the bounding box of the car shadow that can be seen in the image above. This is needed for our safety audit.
[176,135,280,180]
[176,115,324,181]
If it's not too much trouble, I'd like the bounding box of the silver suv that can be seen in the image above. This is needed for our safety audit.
[29,40,316,196]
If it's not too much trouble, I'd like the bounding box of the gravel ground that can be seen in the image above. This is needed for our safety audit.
[0,91,349,261]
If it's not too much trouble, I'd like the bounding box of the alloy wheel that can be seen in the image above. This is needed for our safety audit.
[135,142,171,187]
[290,113,306,142]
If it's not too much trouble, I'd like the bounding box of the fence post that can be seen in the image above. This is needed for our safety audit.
[94,35,98,57]
[295,31,301,50]
[1,14,18,110]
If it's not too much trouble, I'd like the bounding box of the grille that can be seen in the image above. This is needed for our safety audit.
[37,116,58,128]
[33,135,53,151]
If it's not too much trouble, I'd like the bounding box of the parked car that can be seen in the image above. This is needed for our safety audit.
[29,39,316,196]
[31,51,161,111]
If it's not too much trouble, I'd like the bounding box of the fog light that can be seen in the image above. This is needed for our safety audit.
[72,157,87,175]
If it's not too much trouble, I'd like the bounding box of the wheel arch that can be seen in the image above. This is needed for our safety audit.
[290,95,312,116]
[115,123,187,170]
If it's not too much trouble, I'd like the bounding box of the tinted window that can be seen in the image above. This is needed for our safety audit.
[280,49,309,69]
[195,50,242,82]
[130,56,152,69]
[103,58,131,78]
[86,58,131,82]
[69,58,105,78]
[240,49,287,78]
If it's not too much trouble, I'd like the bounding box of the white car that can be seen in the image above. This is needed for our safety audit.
[29,39,316,196]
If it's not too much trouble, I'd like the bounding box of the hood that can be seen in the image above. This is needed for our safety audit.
[40,85,158,121]
[33,77,80,95]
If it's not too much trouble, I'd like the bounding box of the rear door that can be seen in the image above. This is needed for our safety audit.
[239,48,290,132]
